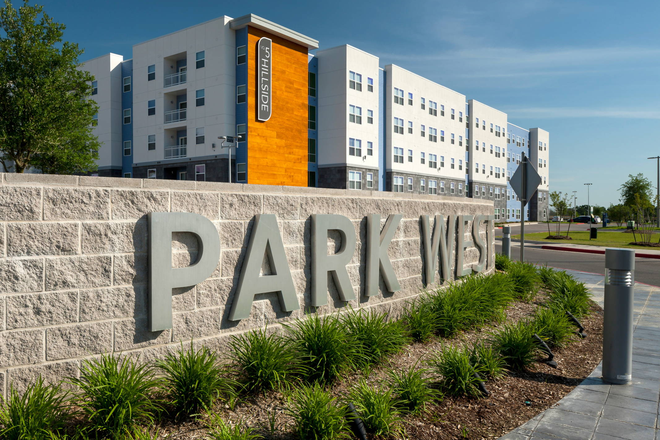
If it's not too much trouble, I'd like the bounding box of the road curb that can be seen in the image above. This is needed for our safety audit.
[540,245,660,260]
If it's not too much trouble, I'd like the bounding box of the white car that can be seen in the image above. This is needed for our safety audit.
[551,216,563,222]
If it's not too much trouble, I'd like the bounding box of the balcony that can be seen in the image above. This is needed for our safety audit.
[164,71,187,88]
[165,144,187,159]
[165,109,186,124]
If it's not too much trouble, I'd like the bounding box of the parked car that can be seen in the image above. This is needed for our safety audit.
[569,216,592,223]
[551,216,564,222]
[593,216,601,224]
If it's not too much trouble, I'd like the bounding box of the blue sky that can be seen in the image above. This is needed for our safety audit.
[26,0,660,208]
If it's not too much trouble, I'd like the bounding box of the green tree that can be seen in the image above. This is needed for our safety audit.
[619,173,653,211]
[0,0,99,174]
[548,191,571,236]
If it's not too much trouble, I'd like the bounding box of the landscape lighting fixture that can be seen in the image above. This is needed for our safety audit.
[346,402,368,440]
[533,334,558,368]
[566,311,587,338]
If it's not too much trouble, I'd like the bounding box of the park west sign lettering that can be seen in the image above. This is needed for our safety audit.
[148,212,494,332]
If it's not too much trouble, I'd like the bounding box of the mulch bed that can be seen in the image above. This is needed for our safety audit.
[156,290,604,440]
[629,242,660,247]
[545,235,573,240]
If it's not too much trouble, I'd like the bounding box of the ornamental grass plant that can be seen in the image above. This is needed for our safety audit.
[342,308,409,367]
[507,261,540,302]
[495,253,512,271]
[287,383,351,440]
[387,364,441,414]
[469,342,507,379]
[70,354,163,440]
[348,379,403,437]
[157,342,236,420]
[546,271,592,318]
[532,307,574,349]
[229,327,305,393]
[490,321,539,371]
[206,414,263,440]
[0,377,70,440]
[402,296,439,343]
[427,345,486,398]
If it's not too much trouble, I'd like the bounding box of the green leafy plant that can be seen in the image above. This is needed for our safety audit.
[287,383,350,440]
[495,253,511,271]
[537,265,558,287]
[70,354,163,439]
[546,272,592,318]
[427,345,486,397]
[532,307,573,349]
[387,364,441,414]
[206,414,263,440]
[342,308,408,367]
[490,321,538,371]
[402,297,439,343]
[229,327,305,393]
[469,342,506,379]
[0,377,70,440]
[348,379,403,437]
[507,261,540,302]
[127,427,161,440]
[157,342,236,419]
[286,313,355,384]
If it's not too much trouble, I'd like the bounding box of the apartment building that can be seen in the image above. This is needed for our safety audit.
[83,13,549,218]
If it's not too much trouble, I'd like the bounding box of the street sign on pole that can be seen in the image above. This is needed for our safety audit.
[509,154,542,262]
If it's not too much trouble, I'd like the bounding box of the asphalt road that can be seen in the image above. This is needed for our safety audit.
[495,222,607,237]
[495,242,660,287]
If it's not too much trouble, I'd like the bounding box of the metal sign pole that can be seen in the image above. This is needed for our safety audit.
[520,154,527,262]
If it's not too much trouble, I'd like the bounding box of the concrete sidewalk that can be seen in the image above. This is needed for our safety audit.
[499,270,660,440]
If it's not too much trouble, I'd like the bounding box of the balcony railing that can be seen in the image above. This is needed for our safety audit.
[164,71,186,88]
[164,109,186,124]
[165,145,187,159]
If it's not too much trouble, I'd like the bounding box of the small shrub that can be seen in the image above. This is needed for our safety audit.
[387,365,441,414]
[0,377,70,440]
[206,414,263,440]
[490,321,538,371]
[342,308,408,367]
[427,345,485,398]
[157,342,236,419]
[286,313,355,384]
[469,342,506,379]
[507,261,540,302]
[287,383,350,440]
[532,307,573,349]
[70,354,163,439]
[537,265,558,286]
[547,272,592,318]
[230,327,305,393]
[402,297,438,343]
[495,253,511,271]
[348,380,403,437]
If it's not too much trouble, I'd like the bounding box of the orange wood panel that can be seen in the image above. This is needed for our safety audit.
[247,27,308,187]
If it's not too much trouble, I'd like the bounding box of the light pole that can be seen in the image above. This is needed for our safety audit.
[648,156,660,228]
[572,190,577,218]
[584,183,593,237]
[218,135,242,183]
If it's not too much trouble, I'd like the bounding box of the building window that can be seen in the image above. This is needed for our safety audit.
[148,100,155,116]
[237,124,246,141]
[451,158,455,169]
[440,130,445,142]
[367,109,374,124]
[490,165,494,176]
[451,133,455,144]
[123,76,131,93]
[459,135,463,147]
[367,77,374,92]
[308,138,316,162]
[196,51,205,69]
[408,92,413,106]
[237,85,246,104]
[148,134,156,150]
[393,147,404,163]
[147,169,156,179]
[420,179,426,193]
[237,46,246,65]
[475,162,479,173]
[148,65,155,81]
[490,123,494,133]
[123,141,131,156]
[393,117,404,134]
[196,89,205,106]
[367,141,373,156]
[195,164,206,181]
[429,127,437,142]
[421,125,426,137]
[440,104,445,116]
[407,177,413,191]
[459,111,463,122]
[475,140,479,151]
[195,127,205,144]
[450,182,455,194]
[459,183,464,195]
[421,152,425,165]
[450,108,455,120]
[123,108,131,125]
[489,187,494,197]
[430,180,438,195]
[237,163,247,181]
[429,154,437,168]
[407,120,413,134]
[309,72,316,97]
[439,155,444,168]
[458,159,463,170]
[393,88,404,105]
[490,144,494,154]
[367,173,373,188]
[124,173,132,178]
[309,105,317,129]
[92,113,98,126]
[349,105,362,124]
[429,101,437,116]
[393,176,404,192]
[349,138,362,156]
[308,171,316,187]
[349,71,362,91]
[407,149,413,162]
[421,97,426,110]
[91,80,98,95]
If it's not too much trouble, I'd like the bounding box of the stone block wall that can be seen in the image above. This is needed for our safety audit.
[0,173,494,396]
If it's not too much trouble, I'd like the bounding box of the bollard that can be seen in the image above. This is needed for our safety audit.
[502,226,511,258]
[602,248,635,385]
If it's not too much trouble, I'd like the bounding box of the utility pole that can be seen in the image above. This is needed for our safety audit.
[585,183,593,238]
[572,190,577,218]
[648,156,660,228]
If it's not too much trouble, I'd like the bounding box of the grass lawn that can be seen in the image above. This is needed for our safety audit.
[512,230,660,250]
